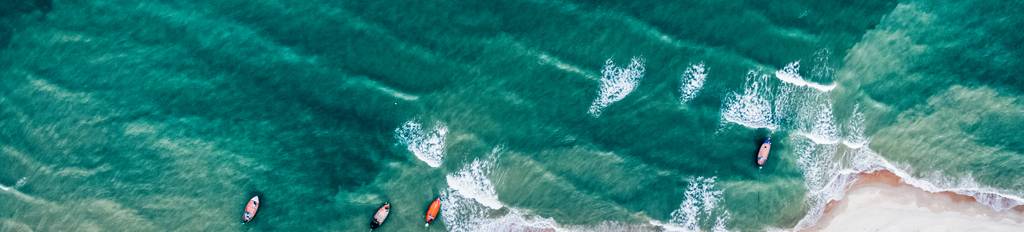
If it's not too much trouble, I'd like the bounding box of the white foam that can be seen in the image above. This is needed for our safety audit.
[679,62,707,104]
[774,61,836,92]
[15,177,27,188]
[810,49,836,82]
[711,211,730,232]
[842,105,869,148]
[395,120,448,168]
[668,176,731,232]
[0,182,44,204]
[442,149,561,232]
[0,177,27,192]
[862,154,1024,211]
[772,84,798,127]
[588,57,646,117]
[721,71,777,130]
[792,138,855,230]
[446,154,503,209]
[794,97,840,144]
[793,141,1024,230]
[762,54,1024,230]
[796,132,840,145]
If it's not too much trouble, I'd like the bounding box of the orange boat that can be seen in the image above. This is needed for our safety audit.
[424,197,441,227]
[241,195,260,223]
[756,138,771,167]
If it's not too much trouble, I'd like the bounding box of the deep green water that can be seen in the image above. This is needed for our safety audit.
[2,0,1022,231]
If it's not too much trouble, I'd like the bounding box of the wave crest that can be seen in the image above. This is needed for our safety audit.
[588,57,646,117]
[721,71,778,130]
[774,61,836,92]
[442,148,560,232]
[668,176,731,232]
[395,120,448,167]
[679,62,707,104]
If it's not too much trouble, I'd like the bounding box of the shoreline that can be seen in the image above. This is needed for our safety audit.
[806,170,1024,231]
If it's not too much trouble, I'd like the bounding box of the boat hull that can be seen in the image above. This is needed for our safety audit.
[756,138,771,166]
[425,197,441,226]
[371,203,390,229]
[242,196,260,223]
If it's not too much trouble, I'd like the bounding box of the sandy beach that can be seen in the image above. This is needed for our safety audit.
[810,171,1024,231]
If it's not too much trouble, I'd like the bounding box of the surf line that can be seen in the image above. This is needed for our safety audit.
[775,61,836,92]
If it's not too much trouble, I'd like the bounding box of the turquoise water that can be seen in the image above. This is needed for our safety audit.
[1,0,1022,231]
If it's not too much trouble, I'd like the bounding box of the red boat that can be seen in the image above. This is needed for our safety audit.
[424,197,441,227]
[370,202,390,230]
[756,138,771,167]
[242,196,260,223]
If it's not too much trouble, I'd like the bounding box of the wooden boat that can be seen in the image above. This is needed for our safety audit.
[756,138,771,167]
[425,197,441,227]
[242,195,260,223]
[370,202,390,230]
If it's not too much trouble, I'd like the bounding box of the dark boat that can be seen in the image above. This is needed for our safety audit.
[424,197,441,227]
[242,195,260,223]
[370,202,390,230]
[756,138,771,167]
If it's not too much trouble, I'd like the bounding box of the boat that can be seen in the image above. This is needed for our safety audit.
[424,197,441,227]
[241,195,260,223]
[370,202,390,230]
[756,137,771,167]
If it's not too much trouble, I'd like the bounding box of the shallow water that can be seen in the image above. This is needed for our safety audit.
[1,0,1022,231]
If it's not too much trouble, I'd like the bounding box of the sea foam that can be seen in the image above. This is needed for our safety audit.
[668,176,731,232]
[679,62,707,104]
[774,61,836,92]
[794,95,840,145]
[443,148,560,232]
[588,57,646,117]
[841,105,868,148]
[395,120,448,168]
[793,132,1024,230]
[446,154,503,209]
[721,71,777,130]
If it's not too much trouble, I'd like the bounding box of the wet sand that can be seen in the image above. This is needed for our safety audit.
[809,170,1024,231]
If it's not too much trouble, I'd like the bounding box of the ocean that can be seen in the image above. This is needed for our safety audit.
[1,0,1022,231]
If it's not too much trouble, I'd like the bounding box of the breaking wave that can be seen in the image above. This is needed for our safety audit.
[758,60,1024,229]
[842,105,868,148]
[774,61,836,92]
[790,105,1024,230]
[0,178,44,204]
[793,94,840,145]
[443,148,560,232]
[588,57,646,117]
[679,62,707,104]
[446,153,503,209]
[721,71,777,130]
[395,120,448,168]
[667,176,731,232]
